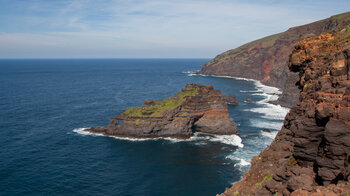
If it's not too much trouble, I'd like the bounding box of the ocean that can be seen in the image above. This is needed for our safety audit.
[0,59,289,195]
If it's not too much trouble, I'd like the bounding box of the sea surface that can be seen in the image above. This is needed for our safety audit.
[0,59,289,196]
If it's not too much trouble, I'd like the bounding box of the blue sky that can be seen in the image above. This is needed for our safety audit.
[0,0,349,58]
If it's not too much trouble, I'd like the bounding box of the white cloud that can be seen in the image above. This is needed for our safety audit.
[0,0,349,58]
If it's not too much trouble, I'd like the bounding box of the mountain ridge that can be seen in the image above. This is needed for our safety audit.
[199,12,350,107]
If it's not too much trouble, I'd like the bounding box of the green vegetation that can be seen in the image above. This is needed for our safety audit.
[235,190,240,196]
[255,174,273,187]
[274,192,280,196]
[303,83,308,89]
[287,156,297,166]
[124,87,198,118]
[346,24,350,32]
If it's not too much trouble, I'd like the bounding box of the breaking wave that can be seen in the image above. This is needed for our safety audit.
[73,128,244,147]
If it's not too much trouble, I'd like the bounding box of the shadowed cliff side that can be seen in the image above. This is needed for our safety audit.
[219,28,350,195]
[84,84,238,139]
[198,12,350,108]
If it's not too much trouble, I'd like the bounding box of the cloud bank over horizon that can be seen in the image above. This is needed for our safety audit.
[0,0,349,58]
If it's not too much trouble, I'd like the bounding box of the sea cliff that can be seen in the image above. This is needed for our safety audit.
[84,84,238,138]
[198,12,350,108]
[219,29,350,195]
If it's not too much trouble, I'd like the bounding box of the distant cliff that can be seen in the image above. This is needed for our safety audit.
[84,84,238,138]
[198,12,350,107]
[219,28,350,195]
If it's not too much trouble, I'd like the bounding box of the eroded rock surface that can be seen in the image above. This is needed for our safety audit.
[84,84,238,139]
[219,29,350,195]
[223,95,239,105]
[198,12,350,108]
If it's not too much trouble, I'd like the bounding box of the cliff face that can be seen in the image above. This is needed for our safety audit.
[198,12,350,107]
[84,84,238,138]
[219,29,350,195]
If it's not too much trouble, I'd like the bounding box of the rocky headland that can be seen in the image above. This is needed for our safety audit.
[198,12,350,108]
[84,84,238,139]
[219,28,350,195]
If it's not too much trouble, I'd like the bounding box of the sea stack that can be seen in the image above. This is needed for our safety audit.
[84,84,238,138]
[219,29,350,195]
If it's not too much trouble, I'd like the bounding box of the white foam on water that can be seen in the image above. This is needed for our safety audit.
[248,105,289,121]
[73,128,244,147]
[249,119,283,130]
[261,130,278,139]
[73,128,104,136]
[226,155,251,167]
[182,70,200,76]
[73,128,182,142]
[207,134,244,148]
[240,90,260,93]
[183,72,289,121]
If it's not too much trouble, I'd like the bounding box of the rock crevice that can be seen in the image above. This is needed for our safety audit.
[219,29,350,195]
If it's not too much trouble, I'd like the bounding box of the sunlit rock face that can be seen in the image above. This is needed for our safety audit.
[84,84,238,139]
[219,29,350,196]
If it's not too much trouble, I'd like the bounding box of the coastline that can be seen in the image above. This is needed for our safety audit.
[73,128,244,147]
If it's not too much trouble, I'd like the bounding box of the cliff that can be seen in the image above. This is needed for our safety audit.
[84,84,238,138]
[218,28,350,195]
[198,12,350,107]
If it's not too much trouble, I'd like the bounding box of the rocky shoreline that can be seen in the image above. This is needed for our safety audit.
[84,84,239,139]
[198,12,350,108]
[219,28,350,196]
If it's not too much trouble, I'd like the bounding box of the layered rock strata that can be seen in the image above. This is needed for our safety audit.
[198,12,350,107]
[219,29,350,195]
[84,84,238,138]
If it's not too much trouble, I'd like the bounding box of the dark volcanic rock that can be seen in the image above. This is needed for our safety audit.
[262,129,272,133]
[223,95,239,105]
[198,12,350,108]
[84,84,238,139]
[246,98,254,103]
[219,29,350,195]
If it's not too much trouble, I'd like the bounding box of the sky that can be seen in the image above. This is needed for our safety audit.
[0,0,349,58]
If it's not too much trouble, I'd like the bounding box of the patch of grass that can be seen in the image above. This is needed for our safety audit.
[124,86,198,118]
[303,83,308,89]
[287,156,297,166]
[255,174,273,187]
[346,24,350,32]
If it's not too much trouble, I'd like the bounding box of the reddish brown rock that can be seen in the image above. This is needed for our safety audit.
[84,84,238,138]
[218,29,350,195]
[198,12,350,108]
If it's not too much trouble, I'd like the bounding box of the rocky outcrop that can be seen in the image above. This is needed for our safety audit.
[219,28,350,195]
[84,84,238,138]
[223,95,239,105]
[198,12,350,108]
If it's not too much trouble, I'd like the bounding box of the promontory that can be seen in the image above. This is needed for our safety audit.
[83,84,238,138]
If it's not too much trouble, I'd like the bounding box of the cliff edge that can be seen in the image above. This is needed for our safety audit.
[219,28,350,195]
[84,84,238,138]
[198,12,350,108]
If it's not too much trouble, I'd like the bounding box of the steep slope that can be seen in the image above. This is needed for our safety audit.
[219,28,350,195]
[198,12,350,107]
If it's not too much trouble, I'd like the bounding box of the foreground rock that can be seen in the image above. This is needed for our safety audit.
[198,12,350,107]
[84,84,238,139]
[219,29,350,195]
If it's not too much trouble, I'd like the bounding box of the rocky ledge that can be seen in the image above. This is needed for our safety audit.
[219,28,350,195]
[84,84,238,139]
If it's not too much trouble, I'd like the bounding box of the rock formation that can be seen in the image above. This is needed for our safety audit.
[84,84,238,138]
[219,28,350,195]
[198,12,350,108]
[223,95,239,105]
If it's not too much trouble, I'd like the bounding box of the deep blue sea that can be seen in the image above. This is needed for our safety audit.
[0,59,289,196]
